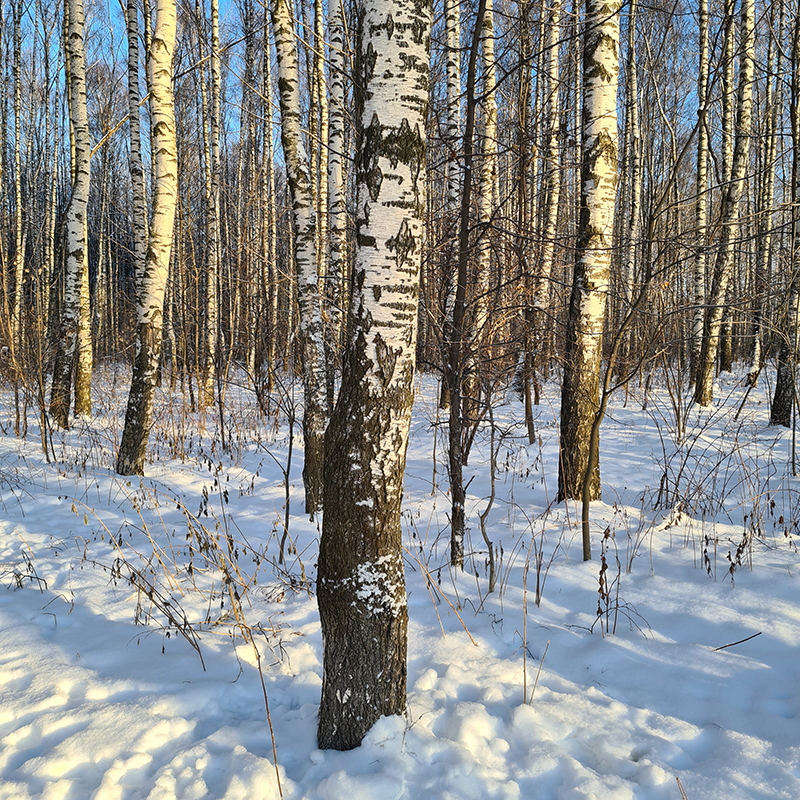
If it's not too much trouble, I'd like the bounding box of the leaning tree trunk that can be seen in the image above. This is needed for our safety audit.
[557,0,621,505]
[317,0,430,750]
[116,0,178,475]
[50,0,91,429]
[694,0,754,407]
[271,0,328,514]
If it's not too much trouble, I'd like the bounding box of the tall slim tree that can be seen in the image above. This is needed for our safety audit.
[694,0,755,406]
[116,0,179,475]
[271,0,328,513]
[50,0,91,429]
[317,0,431,750]
[557,0,621,509]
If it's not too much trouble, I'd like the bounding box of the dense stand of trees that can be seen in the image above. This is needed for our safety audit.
[2,0,800,750]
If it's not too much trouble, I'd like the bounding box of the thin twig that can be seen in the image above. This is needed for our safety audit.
[713,631,761,651]
[676,775,689,800]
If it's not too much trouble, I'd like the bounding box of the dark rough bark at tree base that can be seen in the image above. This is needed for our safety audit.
[317,341,410,750]
[771,343,794,427]
[50,345,74,430]
[117,322,162,475]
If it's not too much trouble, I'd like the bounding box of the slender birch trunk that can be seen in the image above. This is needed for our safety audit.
[127,0,148,301]
[530,0,562,320]
[448,0,487,568]
[439,0,460,409]
[271,0,328,513]
[771,12,800,427]
[557,0,621,507]
[11,0,24,352]
[694,0,754,406]
[468,0,497,411]
[50,0,91,429]
[619,0,639,335]
[747,6,781,386]
[201,0,221,406]
[690,0,710,385]
[327,0,347,357]
[116,0,178,475]
[262,11,279,390]
[317,0,430,750]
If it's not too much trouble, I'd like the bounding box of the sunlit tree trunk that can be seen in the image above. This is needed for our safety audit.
[327,0,347,358]
[557,0,621,504]
[439,0,460,409]
[116,0,178,475]
[271,0,328,513]
[694,0,754,406]
[50,0,91,429]
[690,0,710,386]
[127,0,147,307]
[201,0,221,406]
[747,5,781,386]
[317,0,430,750]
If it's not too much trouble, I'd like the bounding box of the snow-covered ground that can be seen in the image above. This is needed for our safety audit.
[1,366,799,799]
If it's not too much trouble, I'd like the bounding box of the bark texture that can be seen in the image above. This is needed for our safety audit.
[116,0,178,475]
[694,0,754,406]
[557,0,620,503]
[317,0,430,750]
[50,0,91,429]
[271,0,328,513]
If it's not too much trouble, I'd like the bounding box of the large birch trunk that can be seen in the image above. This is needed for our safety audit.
[116,0,178,475]
[317,0,430,750]
[50,0,91,429]
[271,0,328,513]
[557,0,620,504]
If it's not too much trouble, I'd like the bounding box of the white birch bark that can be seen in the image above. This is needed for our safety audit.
[117,0,178,475]
[262,11,279,389]
[747,7,781,385]
[11,0,24,351]
[694,0,754,406]
[50,0,91,429]
[317,0,430,750]
[690,0,710,385]
[531,0,562,315]
[472,0,497,362]
[201,0,221,406]
[620,0,639,314]
[439,0,460,407]
[127,0,148,298]
[271,0,328,512]
[557,0,620,503]
[327,0,347,354]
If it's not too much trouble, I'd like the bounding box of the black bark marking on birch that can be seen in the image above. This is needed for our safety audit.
[386,13,394,39]
[374,333,398,386]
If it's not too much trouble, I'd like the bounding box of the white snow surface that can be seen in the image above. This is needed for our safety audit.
[1,367,799,799]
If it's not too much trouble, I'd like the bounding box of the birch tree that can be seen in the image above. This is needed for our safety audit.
[116,0,178,475]
[690,0,710,385]
[271,0,328,513]
[557,0,620,508]
[50,0,91,429]
[317,0,431,750]
[694,0,754,406]
[327,0,347,355]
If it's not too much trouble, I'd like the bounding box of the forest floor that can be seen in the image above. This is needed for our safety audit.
[0,365,798,799]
